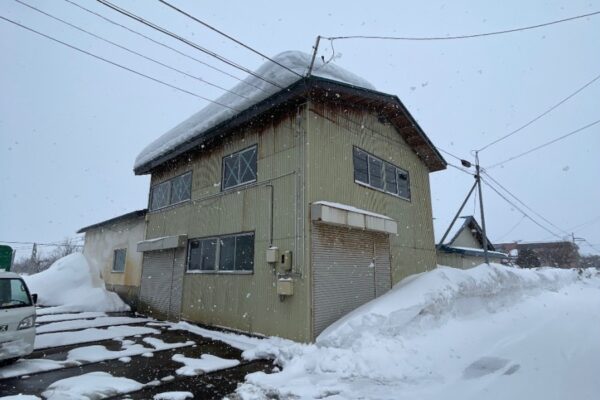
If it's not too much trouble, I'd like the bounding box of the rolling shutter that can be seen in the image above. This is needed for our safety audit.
[312,223,391,337]
[139,249,184,320]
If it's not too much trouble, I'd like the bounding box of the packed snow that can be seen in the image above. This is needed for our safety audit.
[36,312,107,323]
[235,264,600,400]
[171,353,240,376]
[36,316,152,334]
[24,253,129,313]
[1,336,194,379]
[41,372,144,400]
[134,50,375,170]
[153,392,194,400]
[34,325,159,350]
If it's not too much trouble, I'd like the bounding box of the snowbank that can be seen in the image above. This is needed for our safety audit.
[24,253,129,313]
[237,264,600,400]
[134,50,375,170]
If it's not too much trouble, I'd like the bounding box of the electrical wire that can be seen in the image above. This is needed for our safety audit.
[0,241,83,247]
[486,118,600,169]
[477,72,600,152]
[482,170,572,237]
[158,0,303,78]
[62,0,264,93]
[15,0,248,99]
[480,177,565,240]
[323,10,600,41]
[96,0,285,89]
[0,15,240,110]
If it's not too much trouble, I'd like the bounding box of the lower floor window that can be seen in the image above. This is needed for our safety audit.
[112,249,126,272]
[188,232,254,273]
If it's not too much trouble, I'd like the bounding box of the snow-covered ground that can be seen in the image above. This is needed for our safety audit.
[23,253,129,313]
[233,264,600,400]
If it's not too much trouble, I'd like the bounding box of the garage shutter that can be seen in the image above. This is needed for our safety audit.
[139,249,181,319]
[312,223,391,337]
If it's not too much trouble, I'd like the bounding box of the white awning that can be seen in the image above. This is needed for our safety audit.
[311,201,397,234]
[137,234,187,252]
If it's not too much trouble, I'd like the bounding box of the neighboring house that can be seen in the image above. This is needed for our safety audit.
[495,241,580,268]
[437,216,507,268]
[78,209,147,308]
[132,51,446,342]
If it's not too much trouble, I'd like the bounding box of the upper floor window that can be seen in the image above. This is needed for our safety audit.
[112,249,126,273]
[353,147,411,200]
[150,171,192,211]
[187,232,254,273]
[222,145,257,190]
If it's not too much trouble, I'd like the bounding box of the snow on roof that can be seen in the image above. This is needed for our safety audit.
[134,51,375,171]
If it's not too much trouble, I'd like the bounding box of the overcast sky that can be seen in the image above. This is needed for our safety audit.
[1,0,599,260]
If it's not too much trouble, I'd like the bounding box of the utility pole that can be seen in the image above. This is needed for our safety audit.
[475,152,490,264]
[30,243,37,263]
[307,35,321,77]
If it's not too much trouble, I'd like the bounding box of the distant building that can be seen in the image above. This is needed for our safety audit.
[437,216,507,269]
[495,241,579,268]
[78,209,147,308]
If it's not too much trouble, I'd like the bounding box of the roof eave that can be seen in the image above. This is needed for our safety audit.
[134,76,447,175]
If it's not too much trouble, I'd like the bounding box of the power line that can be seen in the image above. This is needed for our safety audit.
[482,170,571,237]
[158,0,303,78]
[480,177,565,240]
[96,0,285,89]
[478,72,600,152]
[0,15,239,110]
[486,118,600,169]
[436,146,464,162]
[324,10,600,41]
[15,0,248,99]
[62,0,264,93]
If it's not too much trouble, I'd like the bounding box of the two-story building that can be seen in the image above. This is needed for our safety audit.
[133,51,446,342]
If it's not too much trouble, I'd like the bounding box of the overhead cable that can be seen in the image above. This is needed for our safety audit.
[0,15,240,110]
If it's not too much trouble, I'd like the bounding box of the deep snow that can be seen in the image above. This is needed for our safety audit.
[23,253,129,313]
[235,264,600,400]
[134,50,375,170]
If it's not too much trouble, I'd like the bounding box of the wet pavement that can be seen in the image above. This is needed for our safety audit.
[0,311,273,399]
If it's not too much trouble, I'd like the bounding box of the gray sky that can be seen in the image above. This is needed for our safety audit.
[1,0,599,260]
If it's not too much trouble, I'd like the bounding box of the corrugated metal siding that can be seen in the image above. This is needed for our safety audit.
[312,223,391,337]
[306,102,438,286]
[146,109,313,342]
[139,250,174,319]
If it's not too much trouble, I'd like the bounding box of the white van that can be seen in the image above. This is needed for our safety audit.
[0,271,37,364]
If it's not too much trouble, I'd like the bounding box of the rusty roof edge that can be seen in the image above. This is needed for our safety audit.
[134,76,446,175]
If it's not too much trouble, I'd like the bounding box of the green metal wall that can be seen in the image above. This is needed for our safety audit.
[145,109,312,342]
[305,102,438,286]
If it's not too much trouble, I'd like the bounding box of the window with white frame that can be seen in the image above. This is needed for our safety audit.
[222,146,257,190]
[187,232,254,273]
[112,249,126,273]
[149,171,192,211]
[353,147,411,200]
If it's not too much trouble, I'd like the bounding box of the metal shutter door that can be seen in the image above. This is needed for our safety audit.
[140,250,174,318]
[312,223,391,337]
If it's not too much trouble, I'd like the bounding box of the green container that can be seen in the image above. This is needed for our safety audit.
[0,245,13,271]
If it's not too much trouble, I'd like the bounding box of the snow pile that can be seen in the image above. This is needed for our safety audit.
[41,372,143,400]
[171,353,240,376]
[237,264,600,400]
[134,51,375,170]
[24,253,129,313]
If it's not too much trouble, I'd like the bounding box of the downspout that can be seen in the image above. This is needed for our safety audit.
[266,183,274,248]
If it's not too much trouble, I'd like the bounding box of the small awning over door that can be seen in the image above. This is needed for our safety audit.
[311,201,397,234]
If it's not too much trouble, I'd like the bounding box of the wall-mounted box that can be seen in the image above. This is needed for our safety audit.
[277,278,294,296]
[266,246,279,263]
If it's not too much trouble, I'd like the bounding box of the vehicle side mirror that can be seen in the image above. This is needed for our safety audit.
[32,293,38,305]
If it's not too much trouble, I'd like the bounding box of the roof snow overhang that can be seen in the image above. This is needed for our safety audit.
[437,244,507,259]
[134,76,447,175]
